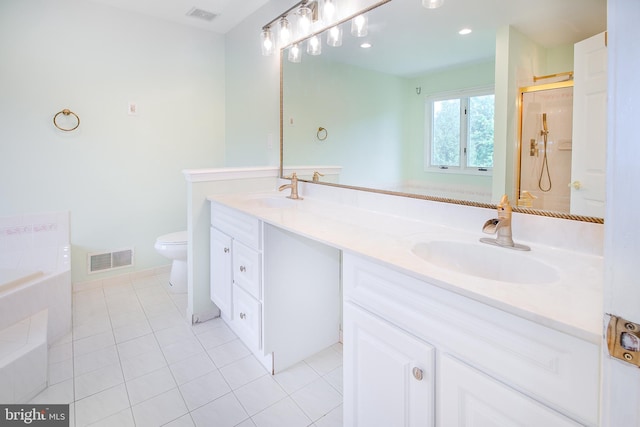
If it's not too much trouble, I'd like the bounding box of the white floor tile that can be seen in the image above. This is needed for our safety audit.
[169,352,217,385]
[163,413,196,427]
[161,336,205,365]
[74,362,124,400]
[235,418,257,427]
[219,355,268,390]
[125,366,177,406]
[190,392,249,427]
[155,324,195,348]
[74,384,130,427]
[87,408,135,427]
[195,324,237,349]
[121,347,168,380]
[131,388,189,427]
[116,333,159,361]
[74,345,119,376]
[290,378,342,422]
[49,357,74,385]
[234,375,288,416]
[73,331,115,356]
[206,339,251,368]
[178,370,231,411]
[251,397,312,427]
[110,310,148,330]
[148,310,188,332]
[190,318,227,336]
[323,366,343,395]
[313,405,342,427]
[304,347,343,376]
[273,362,321,395]
[48,340,73,364]
[113,318,152,343]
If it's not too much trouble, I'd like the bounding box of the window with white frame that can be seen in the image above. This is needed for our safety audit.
[425,87,495,173]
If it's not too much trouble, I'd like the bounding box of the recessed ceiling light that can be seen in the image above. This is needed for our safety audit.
[360,42,372,49]
[459,28,472,35]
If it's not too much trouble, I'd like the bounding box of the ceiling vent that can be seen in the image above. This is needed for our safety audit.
[186,7,218,21]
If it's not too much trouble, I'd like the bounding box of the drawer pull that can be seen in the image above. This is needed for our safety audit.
[239,265,247,272]
[224,247,229,253]
[412,367,424,381]
[239,312,246,319]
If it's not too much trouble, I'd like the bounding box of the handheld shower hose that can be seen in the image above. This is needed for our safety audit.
[538,113,552,192]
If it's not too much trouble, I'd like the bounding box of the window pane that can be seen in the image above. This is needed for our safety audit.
[431,99,460,167]
[467,94,494,168]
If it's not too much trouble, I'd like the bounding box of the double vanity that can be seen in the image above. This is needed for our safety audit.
[206,180,602,426]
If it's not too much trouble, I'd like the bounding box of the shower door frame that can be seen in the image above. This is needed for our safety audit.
[516,80,574,208]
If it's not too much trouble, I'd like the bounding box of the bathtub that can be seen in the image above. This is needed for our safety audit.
[0,211,71,403]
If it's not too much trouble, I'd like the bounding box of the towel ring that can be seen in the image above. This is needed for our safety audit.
[317,127,328,141]
[53,109,80,132]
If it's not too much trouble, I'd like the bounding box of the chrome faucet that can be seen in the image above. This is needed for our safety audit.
[279,173,303,200]
[480,195,530,251]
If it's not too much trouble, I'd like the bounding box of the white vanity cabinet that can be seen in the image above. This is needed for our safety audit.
[343,252,599,427]
[210,200,341,373]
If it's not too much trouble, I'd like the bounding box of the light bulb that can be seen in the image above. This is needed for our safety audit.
[322,0,337,24]
[260,28,274,56]
[422,0,444,9]
[279,17,291,46]
[297,6,312,37]
[327,25,343,47]
[288,43,301,63]
[307,35,322,55]
[351,14,368,37]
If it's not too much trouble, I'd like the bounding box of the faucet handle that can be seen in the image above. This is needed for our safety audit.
[497,194,512,217]
[284,172,298,181]
[312,171,324,182]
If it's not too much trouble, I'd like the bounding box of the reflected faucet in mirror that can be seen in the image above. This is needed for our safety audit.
[279,173,303,200]
[480,195,530,251]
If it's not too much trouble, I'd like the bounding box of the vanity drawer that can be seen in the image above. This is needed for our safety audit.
[232,284,262,351]
[232,240,262,300]
[343,253,599,426]
[211,201,262,250]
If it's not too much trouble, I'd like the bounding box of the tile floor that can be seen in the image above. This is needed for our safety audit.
[30,270,343,427]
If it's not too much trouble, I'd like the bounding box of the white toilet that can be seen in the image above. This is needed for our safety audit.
[154,230,188,293]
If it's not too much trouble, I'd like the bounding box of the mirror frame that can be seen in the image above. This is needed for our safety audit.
[278,0,604,225]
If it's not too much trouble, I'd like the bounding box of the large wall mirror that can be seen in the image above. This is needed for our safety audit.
[281,0,607,223]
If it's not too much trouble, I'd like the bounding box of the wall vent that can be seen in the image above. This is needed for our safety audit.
[88,248,134,274]
[186,7,218,21]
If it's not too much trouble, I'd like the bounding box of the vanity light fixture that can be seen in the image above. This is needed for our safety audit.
[261,0,320,56]
[351,14,368,37]
[360,42,372,49]
[459,28,472,35]
[422,0,444,9]
[327,25,343,47]
[288,43,302,62]
[307,34,322,55]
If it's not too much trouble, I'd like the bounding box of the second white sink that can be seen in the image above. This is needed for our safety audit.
[411,240,559,284]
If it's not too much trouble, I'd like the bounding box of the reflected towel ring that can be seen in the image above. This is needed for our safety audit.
[53,109,80,132]
[317,127,328,141]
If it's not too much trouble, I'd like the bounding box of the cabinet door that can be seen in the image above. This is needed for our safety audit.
[439,354,582,427]
[344,302,435,427]
[210,227,232,315]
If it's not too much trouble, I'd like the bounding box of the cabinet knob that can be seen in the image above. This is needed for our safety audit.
[223,247,229,253]
[239,312,246,319]
[239,265,246,272]
[412,367,424,381]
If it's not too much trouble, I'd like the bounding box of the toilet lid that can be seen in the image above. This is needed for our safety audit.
[157,231,187,245]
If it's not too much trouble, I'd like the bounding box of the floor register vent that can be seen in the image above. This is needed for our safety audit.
[88,248,134,273]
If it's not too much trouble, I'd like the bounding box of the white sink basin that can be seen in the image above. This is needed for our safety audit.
[411,240,559,284]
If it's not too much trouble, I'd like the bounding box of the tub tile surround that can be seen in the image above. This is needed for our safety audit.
[28,269,343,427]
[205,175,603,343]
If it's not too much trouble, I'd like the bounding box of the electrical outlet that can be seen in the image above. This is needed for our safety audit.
[127,102,138,116]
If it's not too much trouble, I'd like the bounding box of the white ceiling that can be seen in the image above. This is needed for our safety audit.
[86,0,271,34]
[86,0,606,76]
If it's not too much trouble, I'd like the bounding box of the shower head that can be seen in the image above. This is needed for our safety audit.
[541,113,549,135]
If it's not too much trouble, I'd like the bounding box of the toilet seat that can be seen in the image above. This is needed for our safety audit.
[156,231,187,246]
